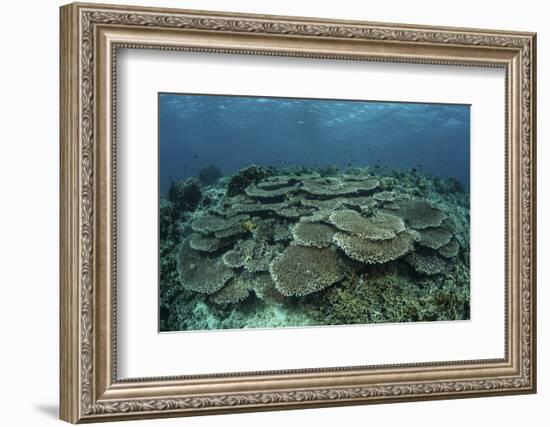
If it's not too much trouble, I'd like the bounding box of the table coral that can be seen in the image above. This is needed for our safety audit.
[270,245,346,296]
[161,165,470,331]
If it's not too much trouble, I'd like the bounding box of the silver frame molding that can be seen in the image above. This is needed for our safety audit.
[60,2,537,423]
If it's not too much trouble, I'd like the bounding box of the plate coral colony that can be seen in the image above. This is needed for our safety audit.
[158,94,470,331]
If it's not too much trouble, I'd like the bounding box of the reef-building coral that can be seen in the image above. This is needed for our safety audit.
[189,233,236,253]
[373,191,396,202]
[291,222,336,248]
[416,226,453,250]
[252,273,286,306]
[191,214,249,234]
[222,249,246,268]
[439,239,460,258]
[168,177,202,213]
[405,252,448,275]
[245,182,301,200]
[333,231,415,264]
[163,164,470,331]
[241,218,257,232]
[226,164,272,196]
[269,245,346,296]
[198,164,222,186]
[209,274,253,305]
[329,210,405,241]
[302,176,379,197]
[177,239,233,294]
[393,199,446,229]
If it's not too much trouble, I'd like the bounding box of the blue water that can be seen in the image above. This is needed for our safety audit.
[159,93,470,194]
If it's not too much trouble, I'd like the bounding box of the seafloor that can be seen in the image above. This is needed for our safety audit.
[160,164,470,331]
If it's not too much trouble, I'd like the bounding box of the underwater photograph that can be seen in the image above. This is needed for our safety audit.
[158,93,470,332]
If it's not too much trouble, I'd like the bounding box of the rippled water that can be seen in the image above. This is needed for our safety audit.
[159,93,470,195]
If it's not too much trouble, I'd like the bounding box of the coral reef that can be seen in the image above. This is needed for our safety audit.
[222,249,246,268]
[416,226,453,250]
[226,164,272,196]
[439,239,460,258]
[405,252,448,275]
[210,275,253,305]
[312,264,470,325]
[198,164,222,186]
[177,239,233,294]
[333,231,415,264]
[252,273,286,306]
[241,218,258,233]
[392,199,446,229]
[160,165,470,331]
[270,245,346,296]
[291,222,336,248]
[329,210,405,241]
[167,178,202,213]
[188,233,236,253]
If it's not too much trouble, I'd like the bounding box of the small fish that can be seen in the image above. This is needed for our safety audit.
[193,154,198,159]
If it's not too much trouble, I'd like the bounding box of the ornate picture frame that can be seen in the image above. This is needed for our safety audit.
[60,2,536,423]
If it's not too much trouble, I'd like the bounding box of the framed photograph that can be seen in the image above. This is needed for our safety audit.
[60,2,537,423]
